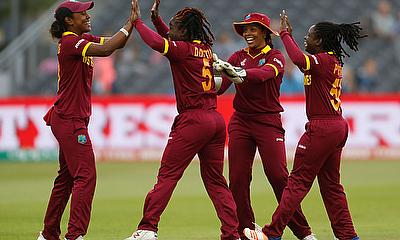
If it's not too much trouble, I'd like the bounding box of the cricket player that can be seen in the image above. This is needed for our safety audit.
[213,12,315,240]
[243,10,365,240]
[124,0,240,239]
[38,1,135,239]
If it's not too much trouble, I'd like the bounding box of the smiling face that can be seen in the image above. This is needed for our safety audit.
[304,25,322,54]
[66,11,92,35]
[242,23,268,50]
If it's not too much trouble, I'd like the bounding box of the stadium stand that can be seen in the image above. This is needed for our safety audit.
[0,0,399,96]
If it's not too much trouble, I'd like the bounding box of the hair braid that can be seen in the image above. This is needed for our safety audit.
[314,21,366,65]
[173,7,214,46]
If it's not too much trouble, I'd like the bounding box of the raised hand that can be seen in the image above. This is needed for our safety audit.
[130,0,141,23]
[280,9,292,34]
[151,0,160,21]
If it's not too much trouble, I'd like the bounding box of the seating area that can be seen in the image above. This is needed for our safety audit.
[1,0,399,95]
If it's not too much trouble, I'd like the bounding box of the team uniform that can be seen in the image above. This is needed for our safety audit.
[42,32,104,240]
[132,17,240,240]
[218,46,312,239]
[261,31,358,239]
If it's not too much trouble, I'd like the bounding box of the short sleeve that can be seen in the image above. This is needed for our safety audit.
[304,53,323,71]
[83,33,104,44]
[62,35,93,57]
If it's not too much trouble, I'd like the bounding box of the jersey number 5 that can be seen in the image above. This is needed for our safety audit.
[330,78,342,111]
[201,58,212,92]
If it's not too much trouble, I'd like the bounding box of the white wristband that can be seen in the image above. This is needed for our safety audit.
[119,28,129,37]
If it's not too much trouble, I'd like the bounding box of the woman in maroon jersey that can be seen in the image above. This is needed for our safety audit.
[214,13,315,240]
[124,0,240,240]
[244,10,365,240]
[38,1,135,240]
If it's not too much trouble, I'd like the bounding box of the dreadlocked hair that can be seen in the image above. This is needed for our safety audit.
[314,21,366,65]
[173,7,215,46]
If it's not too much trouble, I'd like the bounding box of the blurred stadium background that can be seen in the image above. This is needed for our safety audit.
[0,0,399,161]
[0,0,399,239]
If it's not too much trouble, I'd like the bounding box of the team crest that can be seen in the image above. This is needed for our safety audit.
[77,134,87,144]
[258,58,266,66]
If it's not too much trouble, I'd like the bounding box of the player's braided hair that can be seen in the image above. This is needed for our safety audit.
[314,21,366,65]
[50,7,73,39]
[173,7,214,46]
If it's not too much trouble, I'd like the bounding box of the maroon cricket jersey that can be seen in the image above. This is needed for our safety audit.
[280,31,343,119]
[220,46,285,114]
[302,52,343,118]
[164,40,217,113]
[134,19,217,113]
[54,31,104,118]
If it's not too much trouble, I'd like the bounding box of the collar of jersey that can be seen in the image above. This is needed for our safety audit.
[62,31,78,37]
[327,51,334,55]
[193,40,201,44]
[244,45,271,58]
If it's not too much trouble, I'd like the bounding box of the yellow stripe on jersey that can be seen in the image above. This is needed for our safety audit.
[162,38,169,55]
[244,45,272,59]
[100,37,105,45]
[266,63,278,77]
[62,31,78,37]
[82,42,93,57]
[303,54,311,71]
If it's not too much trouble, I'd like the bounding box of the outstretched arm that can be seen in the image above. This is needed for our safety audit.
[279,10,309,70]
[132,0,166,53]
[150,0,169,38]
[85,0,135,57]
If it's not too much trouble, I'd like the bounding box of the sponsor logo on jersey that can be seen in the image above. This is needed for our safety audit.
[311,55,319,64]
[241,58,247,67]
[77,134,87,144]
[258,58,266,66]
[273,58,283,68]
[75,39,85,49]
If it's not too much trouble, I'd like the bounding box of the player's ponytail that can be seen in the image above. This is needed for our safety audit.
[314,21,366,65]
[338,22,365,53]
[50,7,72,39]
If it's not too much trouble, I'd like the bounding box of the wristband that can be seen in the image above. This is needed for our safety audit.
[119,28,129,37]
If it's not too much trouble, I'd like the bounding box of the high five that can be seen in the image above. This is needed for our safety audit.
[124,0,240,239]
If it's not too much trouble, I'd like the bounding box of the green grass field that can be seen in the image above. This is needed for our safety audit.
[1,160,399,240]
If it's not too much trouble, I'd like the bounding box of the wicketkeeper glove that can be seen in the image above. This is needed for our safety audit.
[214,76,222,91]
[212,53,246,84]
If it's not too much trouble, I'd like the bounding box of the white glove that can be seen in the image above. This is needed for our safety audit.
[212,53,246,84]
[212,53,224,72]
